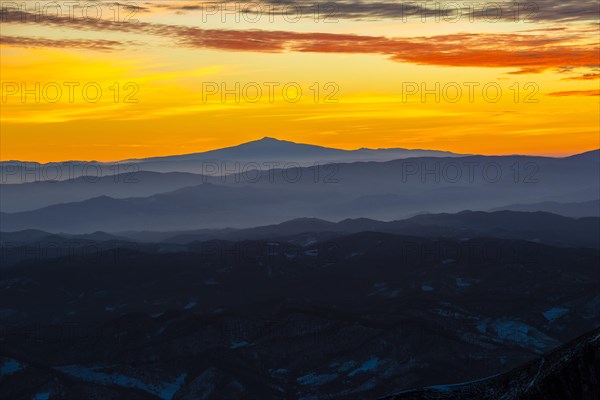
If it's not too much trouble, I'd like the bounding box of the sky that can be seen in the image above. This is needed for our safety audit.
[1,0,599,162]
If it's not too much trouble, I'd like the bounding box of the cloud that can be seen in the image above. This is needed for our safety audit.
[547,90,600,96]
[2,9,598,73]
[561,73,600,80]
[0,35,128,50]
[114,2,150,12]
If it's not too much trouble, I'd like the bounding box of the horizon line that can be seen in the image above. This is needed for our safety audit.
[0,136,598,164]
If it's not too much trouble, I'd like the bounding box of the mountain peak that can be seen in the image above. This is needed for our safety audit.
[249,136,297,146]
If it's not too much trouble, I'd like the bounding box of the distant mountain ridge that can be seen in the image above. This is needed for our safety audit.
[0,171,212,212]
[0,137,466,183]
[131,136,464,164]
[491,199,600,218]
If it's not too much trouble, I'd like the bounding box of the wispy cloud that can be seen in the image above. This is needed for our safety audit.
[561,73,600,80]
[548,89,600,96]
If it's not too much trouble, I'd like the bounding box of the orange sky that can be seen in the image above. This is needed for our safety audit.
[1,1,599,162]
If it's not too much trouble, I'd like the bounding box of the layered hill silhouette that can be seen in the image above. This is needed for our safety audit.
[0,171,211,213]
[2,210,599,270]
[0,183,316,232]
[1,151,599,229]
[148,211,598,249]
[2,208,599,249]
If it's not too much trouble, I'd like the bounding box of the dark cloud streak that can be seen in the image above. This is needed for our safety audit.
[0,35,127,50]
[162,0,600,23]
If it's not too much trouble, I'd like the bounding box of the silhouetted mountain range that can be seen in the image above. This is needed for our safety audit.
[2,148,598,223]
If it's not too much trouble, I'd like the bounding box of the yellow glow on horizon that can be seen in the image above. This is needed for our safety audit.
[1,4,599,162]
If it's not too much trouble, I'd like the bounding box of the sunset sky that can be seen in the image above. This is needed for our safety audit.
[1,0,599,162]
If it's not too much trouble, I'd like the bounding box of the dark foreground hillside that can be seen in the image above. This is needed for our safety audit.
[383,327,600,400]
[0,233,598,399]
